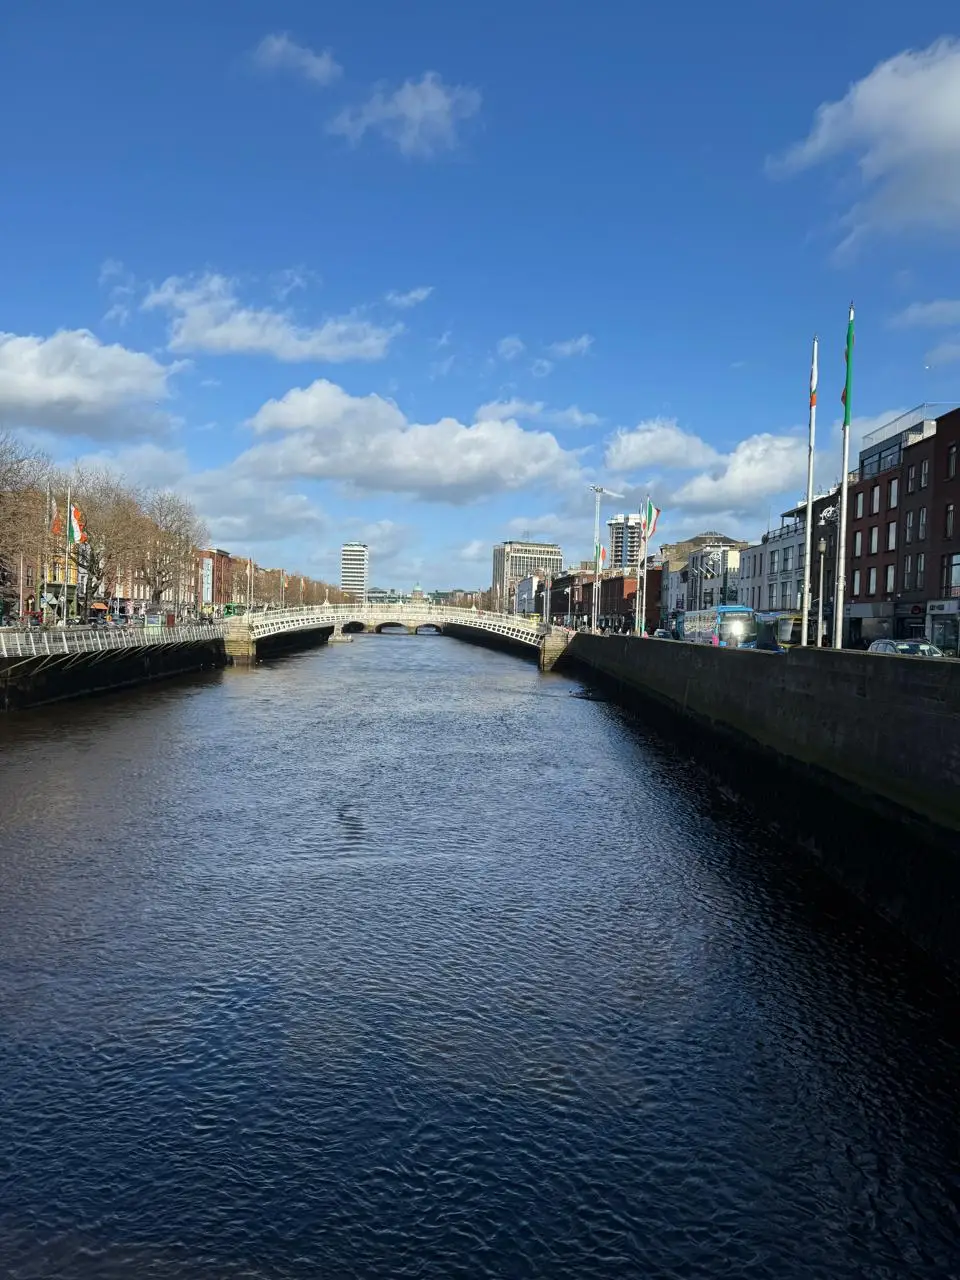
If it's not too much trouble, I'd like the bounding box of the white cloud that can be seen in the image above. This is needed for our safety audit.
[890,299,960,327]
[504,513,565,537]
[328,71,480,158]
[143,273,400,362]
[496,335,525,361]
[458,539,488,562]
[475,398,544,422]
[531,358,553,378]
[926,340,960,366]
[547,333,594,358]
[605,417,720,471]
[0,328,176,438]
[475,399,599,429]
[253,33,342,86]
[544,405,601,429]
[241,376,580,502]
[385,286,434,309]
[769,38,960,250]
[671,434,807,516]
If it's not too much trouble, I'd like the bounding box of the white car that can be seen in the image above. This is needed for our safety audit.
[867,639,945,658]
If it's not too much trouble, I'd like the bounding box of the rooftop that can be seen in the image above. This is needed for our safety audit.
[861,404,958,452]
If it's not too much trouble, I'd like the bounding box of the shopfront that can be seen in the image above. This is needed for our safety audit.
[926,599,960,654]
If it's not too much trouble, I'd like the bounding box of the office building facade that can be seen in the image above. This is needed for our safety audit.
[340,542,370,600]
[492,541,563,610]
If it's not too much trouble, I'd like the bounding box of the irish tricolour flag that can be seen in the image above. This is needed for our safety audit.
[640,499,661,541]
[68,504,88,544]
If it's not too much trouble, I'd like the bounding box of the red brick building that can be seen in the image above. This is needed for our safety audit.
[844,405,960,648]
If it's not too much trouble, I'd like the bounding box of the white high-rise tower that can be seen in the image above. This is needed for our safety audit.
[340,543,369,601]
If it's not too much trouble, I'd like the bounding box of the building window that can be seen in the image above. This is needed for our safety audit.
[885,563,895,593]
[871,485,880,514]
[907,464,916,493]
[855,492,864,519]
[904,554,913,591]
[949,443,958,479]
[905,510,914,543]
[780,582,791,609]
[947,503,956,538]
[888,477,899,509]
[921,458,930,488]
[919,507,928,540]
[869,526,879,554]
[767,584,776,609]
[783,546,794,572]
[867,566,877,595]
[886,520,897,551]
[941,552,960,595]
[853,569,861,596]
[917,553,926,590]
[770,549,779,573]
[853,530,862,557]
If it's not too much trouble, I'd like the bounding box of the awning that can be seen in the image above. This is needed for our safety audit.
[90,602,109,610]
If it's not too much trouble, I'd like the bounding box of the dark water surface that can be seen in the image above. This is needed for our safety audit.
[0,636,957,1278]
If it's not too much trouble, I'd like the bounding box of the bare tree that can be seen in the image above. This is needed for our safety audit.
[137,490,207,606]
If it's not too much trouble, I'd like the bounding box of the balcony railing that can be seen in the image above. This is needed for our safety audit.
[861,404,956,451]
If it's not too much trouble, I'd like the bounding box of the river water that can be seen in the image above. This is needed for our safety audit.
[0,635,957,1279]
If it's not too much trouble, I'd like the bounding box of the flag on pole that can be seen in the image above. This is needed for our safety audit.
[67,504,88,544]
[640,498,661,540]
[840,303,854,424]
[599,546,607,565]
[810,336,819,408]
[50,499,63,536]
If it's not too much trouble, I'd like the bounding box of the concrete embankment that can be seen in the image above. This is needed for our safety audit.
[0,636,226,710]
[558,635,960,962]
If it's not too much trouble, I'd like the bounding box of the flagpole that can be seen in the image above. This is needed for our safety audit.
[64,483,71,622]
[800,335,818,646]
[634,507,644,635]
[833,304,855,649]
[591,486,602,633]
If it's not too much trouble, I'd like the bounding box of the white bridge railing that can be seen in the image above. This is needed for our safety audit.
[0,624,226,661]
[235,604,549,648]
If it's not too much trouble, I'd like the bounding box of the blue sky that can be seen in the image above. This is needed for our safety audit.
[3,1,960,589]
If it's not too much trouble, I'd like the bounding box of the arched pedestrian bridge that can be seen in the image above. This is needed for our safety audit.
[224,604,572,670]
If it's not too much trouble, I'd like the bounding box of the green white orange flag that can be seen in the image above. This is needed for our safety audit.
[840,303,854,425]
[67,504,87,544]
[641,498,661,540]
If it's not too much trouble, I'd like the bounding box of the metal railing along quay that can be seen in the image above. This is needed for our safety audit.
[0,624,226,660]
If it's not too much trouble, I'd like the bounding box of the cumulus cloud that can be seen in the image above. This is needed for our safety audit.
[605,417,720,471]
[769,38,960,250]
[241,376,580,502]
[253,33,342,85]
[385,286,433,309]
[328,71,480,158]
[547,333,594,358]
[143,273,400,362]
[496,335,525,361]
[670,434,807,516]
[926,340,960,366]
[458,539,488,562]
[546,405,601,428]
[531,358,553,378]
[0,328,177,439]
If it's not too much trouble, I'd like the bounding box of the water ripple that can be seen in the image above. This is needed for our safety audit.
[0,637,958,1278]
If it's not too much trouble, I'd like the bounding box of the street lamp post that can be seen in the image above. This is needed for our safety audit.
[589,485,623,633]
[816,537,826,648]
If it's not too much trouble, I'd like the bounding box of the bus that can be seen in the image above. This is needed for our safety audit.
[756,611,822,650]
[678,605,758,648]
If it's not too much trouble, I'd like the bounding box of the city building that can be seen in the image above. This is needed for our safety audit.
[686,544,745,612]
[659,532,745,627]
[515,575,542,615]
[196,548,232,612]
[491,540,563,611]
[340,542,369,600]
[738,487,842,635]
[606,514,643,569]
[842,404,959,647]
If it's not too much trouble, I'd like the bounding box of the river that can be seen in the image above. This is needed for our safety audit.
[0,635,957,1278]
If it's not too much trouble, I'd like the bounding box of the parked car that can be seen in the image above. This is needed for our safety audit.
[867,639,945,658]
[652,629,673,640]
